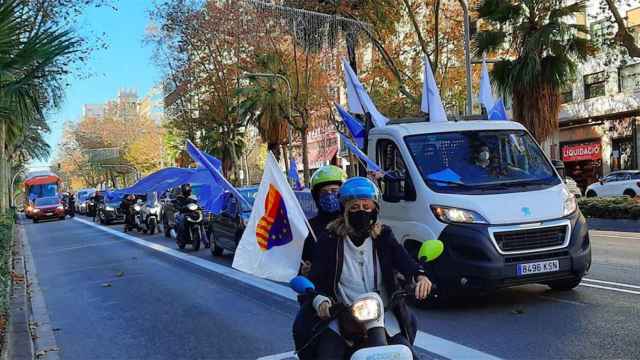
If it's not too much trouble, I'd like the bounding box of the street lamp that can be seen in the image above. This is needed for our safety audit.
[459,0,473,116]
[242,72,294,174]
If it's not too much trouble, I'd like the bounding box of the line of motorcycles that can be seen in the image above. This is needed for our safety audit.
[122,194,210,252]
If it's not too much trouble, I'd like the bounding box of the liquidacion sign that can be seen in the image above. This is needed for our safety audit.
[562,143,601,162]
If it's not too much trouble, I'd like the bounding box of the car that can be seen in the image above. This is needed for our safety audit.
[585,170,640,198]
[565,177,582,198]
[208,188,257,257]
[31,196,66,223]
[75,189,95,214]
[96,195,125,225]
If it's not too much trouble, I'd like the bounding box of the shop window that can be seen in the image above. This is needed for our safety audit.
[376,139,416,202]
[584,71,606,99]
[619,63,640,92]
[561,86,573,104]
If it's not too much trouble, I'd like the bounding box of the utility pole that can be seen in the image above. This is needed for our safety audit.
[459,0,473,116]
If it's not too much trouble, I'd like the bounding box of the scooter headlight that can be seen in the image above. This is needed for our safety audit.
[186,203,198,211]
[134,204,142,212]
[563,195,577,216]
[351,298,381,322]
[105,206,114,211]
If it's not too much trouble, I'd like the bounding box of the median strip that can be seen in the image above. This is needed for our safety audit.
[73,217,501,360]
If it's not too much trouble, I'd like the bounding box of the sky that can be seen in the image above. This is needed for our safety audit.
[30,1,162,170]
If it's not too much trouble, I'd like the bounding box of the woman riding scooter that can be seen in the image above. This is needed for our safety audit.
[295,177,432,359]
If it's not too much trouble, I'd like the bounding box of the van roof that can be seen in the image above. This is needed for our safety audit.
[370,120,526,138]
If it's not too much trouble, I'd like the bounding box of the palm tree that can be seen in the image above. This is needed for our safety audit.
[474,0,592,142]
[237,53,291,162]
[0,0,78,211]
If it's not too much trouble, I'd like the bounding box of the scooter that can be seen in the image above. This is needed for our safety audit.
[133,199,145,232]
[141,195,161,235]
[290,240,444,360]
[170,201,209,251]
[125,200,143,232]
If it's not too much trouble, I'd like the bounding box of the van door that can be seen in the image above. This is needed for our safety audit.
[375,138,423,250]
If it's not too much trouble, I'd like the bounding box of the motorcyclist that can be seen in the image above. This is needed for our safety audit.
[300,165,347,276]
[295,177,432,359]
[174,184,197,240]
[120,194,137,232]
[67,193,75,218]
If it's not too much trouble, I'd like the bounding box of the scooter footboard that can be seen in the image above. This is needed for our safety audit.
[351,344,413,360]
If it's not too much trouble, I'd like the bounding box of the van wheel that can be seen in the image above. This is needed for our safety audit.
[623,189,636,198]
[547,276,582,291]
[586,190,597,198]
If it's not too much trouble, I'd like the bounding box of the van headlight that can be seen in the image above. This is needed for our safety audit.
[563,195,577,216]
[351,298,381,322]
[431,205,488,224]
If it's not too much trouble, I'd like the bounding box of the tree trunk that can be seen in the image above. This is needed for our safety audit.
[301,125,310,186]
[0,122,6,213]
[269,143,281,161]
[228,137,240,185]
[282,144,289,176]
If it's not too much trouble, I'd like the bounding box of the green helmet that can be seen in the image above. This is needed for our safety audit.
[310,165,347,191]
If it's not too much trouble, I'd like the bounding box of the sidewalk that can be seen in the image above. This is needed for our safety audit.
[587,218,640,233]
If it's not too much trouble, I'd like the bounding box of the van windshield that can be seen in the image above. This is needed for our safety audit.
[404,130,560,194]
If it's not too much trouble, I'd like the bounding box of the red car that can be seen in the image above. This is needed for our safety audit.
[32,196,66,223]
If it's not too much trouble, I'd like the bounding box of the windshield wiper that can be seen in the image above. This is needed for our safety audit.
[427,179,473,188]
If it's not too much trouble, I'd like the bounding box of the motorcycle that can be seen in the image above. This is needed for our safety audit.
[290,240,444,360]
[125,200,143,232]
[141,193,161,235]
[170,199,209,251]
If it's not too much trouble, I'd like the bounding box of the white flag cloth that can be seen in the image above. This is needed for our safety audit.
[420,57,448,122]
[479,56,496,112]
[341,58,389,128]
[232,152,309,282]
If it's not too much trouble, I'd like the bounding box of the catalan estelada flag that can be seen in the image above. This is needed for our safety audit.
[256,184,293,251]
[233,152,310,282]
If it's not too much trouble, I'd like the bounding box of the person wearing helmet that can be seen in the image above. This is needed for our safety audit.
[295,177,431,359]
[174,183,197,241]
[300,165,347,275]
[120,194,138,232]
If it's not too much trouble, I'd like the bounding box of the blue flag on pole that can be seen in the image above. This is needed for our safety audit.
[288,159,303,190]
[335,103,365,148]
[186,140,251,208]
[488,98,508,120]
[339,133,382,172]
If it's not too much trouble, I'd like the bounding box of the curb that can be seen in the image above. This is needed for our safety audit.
[21,225,60,360]
[4,223,34,360]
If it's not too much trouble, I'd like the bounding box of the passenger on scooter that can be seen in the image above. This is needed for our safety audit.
[174,183,197,240]
[295,177,432,360]
[300,165,347,276]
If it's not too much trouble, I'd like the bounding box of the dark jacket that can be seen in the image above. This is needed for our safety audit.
[301,212,340,263]
[305,222,425,343]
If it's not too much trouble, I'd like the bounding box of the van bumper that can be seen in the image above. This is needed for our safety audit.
[429,211,591,293]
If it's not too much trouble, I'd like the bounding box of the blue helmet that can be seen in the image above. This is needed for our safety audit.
[339,177,380,206]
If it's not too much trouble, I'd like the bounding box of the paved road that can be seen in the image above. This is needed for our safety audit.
[23,215,640,359]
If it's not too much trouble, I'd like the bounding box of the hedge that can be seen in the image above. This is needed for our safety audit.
[0,211,14,315]
[578,197,640,219]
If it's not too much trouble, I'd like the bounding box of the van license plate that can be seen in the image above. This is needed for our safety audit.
[517,260,559,276]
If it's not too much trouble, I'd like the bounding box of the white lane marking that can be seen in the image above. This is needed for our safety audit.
[582,278,640,290]
[256,351,297,360]
[589,231,640,240]
[73,218,501,360]
[579,283,640,295]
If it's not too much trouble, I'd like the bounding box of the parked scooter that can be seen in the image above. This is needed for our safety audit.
[290,240,444,360]
[170,197,209,250]
[141,192,161,235]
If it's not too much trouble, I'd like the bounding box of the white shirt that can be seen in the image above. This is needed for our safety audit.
[314,236,401,337]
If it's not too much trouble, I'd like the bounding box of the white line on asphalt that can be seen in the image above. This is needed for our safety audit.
[582,278,640,290]
[589,231,640,240]
[73,217,501,360]
[256,351,297,360]
[579,283,640,295]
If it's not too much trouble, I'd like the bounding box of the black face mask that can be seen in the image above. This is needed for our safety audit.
[348,209,378,236]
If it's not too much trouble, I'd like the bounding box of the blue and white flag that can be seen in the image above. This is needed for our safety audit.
[488,98,508,120]
[186,140,250,208]
[341,58,389,128]
[288,159,303,190]
[479,56,496,112]
[421,57,448,122]
[335,103,365,148]
[339,133,382,172]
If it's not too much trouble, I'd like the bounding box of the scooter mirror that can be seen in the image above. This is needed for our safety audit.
[289,276,315,294]
[418,240,444,263]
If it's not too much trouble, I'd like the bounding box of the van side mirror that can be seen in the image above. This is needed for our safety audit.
[418,240,444,263]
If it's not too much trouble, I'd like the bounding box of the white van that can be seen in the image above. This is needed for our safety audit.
[368,119,592,296]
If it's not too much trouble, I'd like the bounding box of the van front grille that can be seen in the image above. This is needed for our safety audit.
[494,225,567,253]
